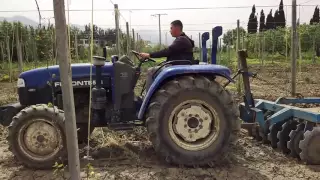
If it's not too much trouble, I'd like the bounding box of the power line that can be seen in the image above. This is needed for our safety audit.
[0,4,317,13]
[299,0,315,5]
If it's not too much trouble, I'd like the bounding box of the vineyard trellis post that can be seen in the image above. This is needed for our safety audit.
[198,33,202,61]
[297,18,302,72]
[126,22,130,55]
[132,28,135,60]
[136,33,139,51]
[74,31,79,62]
[272,30,275,64]
[53,0,81,179]
[236,19,241,94]
[16,25,23,73]
[6,36,12,82]
[0,42,4,68]
[114,4,120,57]
[312,34,316,63]
[291,0,297,96]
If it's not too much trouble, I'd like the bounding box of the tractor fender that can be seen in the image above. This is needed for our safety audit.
[137,64,234,120]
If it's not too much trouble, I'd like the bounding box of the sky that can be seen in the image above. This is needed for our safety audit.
[0,0,318,46]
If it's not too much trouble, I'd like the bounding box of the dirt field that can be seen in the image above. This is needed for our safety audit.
[0,63,320,180]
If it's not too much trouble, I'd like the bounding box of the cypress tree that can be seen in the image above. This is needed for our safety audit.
[248,5,258,33]
[274,10,280,29]
[278,0,286,27]
[266,10,275,30]
[259,9,266,32]
[310,6,319,25]
[317,7,320,24]
[253,13,258,33]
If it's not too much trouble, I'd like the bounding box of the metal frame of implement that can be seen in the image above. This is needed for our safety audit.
[238,50,320,132]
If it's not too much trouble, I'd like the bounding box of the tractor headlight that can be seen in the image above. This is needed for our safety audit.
[17,78,25,88]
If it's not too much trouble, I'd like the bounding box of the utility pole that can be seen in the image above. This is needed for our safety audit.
[114,4,120,57]
[291,0,297,96]
[126,22,130,55]
[151,13,167,46]
[53,0,80,179]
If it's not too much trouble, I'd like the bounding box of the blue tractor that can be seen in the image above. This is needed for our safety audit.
[0,26,240,169]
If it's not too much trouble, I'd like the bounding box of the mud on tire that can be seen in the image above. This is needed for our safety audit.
[145,75,239,166]
[7,104,66,169]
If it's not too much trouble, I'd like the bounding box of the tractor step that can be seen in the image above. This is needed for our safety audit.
[108,123,134,131]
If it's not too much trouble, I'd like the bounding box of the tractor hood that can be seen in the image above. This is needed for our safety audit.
[18,62,113,88]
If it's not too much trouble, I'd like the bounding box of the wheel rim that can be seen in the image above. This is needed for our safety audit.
[18,118,63,161]
[168,99,220,151]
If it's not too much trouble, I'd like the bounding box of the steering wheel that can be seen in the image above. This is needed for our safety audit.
[131,50,156,63]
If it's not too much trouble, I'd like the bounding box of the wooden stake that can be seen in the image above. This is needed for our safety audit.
[126,22,130,55]
[53,0,81,179]
[16,26,23,73]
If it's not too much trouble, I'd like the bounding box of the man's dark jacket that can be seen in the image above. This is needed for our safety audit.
[150,33,195,63]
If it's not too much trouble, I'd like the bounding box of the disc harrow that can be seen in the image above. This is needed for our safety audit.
[277,120,299,154]
[237,50,320,165]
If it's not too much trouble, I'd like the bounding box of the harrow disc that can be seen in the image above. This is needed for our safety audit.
[268,122,284,149]
[258,126,270,144]
[253,125,263,141]
[299,127,320,165]
[277,120,299,154]
[287,123,305,158]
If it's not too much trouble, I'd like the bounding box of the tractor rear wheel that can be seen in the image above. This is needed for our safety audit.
[145,75,239,166]
[7,104,66,169]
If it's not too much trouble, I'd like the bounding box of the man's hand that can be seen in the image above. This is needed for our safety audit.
[139,53,150,59]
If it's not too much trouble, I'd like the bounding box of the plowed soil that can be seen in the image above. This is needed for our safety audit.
[0,63,320,180]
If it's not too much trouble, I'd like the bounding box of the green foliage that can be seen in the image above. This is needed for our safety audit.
[0,21,152,64]
[223,23,320,60]
[223,27,246,46]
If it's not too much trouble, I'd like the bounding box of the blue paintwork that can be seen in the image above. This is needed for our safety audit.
[201,32,209,63]
[240,98,320,131]
[211,26,223,65]
[275,97,320,104]
[138,64,233,119]
[19,62,113,88]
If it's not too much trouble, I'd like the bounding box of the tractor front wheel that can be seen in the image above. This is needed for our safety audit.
[7,104,66,169]
[145,75,239,166]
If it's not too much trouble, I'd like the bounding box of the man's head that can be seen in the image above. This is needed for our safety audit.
[170,20,183,37]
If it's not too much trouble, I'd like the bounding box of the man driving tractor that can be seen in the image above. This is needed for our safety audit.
[138,20,195,90]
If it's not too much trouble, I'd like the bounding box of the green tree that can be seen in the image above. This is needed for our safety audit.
[222,27,246,46]
[310,6,320,25]
[274,10,280,29]
[278,0,286,28]
[266,10,275,30]
[248,5,258,34]
[259,9,266,32]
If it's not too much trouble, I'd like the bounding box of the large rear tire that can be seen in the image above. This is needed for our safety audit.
[145,75,239,166]
[7,104,67,169]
